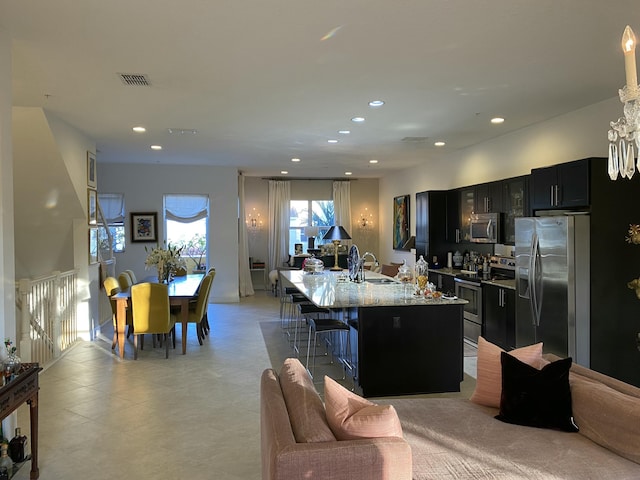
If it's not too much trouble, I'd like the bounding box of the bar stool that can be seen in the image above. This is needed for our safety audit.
[293,303,330,357]
[305,317,351,379]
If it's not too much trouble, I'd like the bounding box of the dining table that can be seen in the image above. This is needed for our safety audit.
[113,273,204,358]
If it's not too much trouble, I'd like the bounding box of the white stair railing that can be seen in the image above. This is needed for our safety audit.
[16,270,78,366]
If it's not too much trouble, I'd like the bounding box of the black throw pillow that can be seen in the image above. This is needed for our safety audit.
[495,352,579,432]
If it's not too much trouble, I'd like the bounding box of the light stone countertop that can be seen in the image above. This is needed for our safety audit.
[280,269,468,308]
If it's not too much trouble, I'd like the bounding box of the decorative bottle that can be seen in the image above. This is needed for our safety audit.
[8,427,26,463]
[0,443,12,477]
[415,255,429,294]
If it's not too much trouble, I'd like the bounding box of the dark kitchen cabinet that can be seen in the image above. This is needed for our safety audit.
[530,159,590,211]
[459,187,474,242]
[430,271,456,295]
[483,284,515,350]
[446,189,460,243]
[415,191,447,261]
[474,181,503,214]
[502,175,529,245]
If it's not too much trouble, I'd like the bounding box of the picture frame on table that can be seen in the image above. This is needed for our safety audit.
[88,189,97,225]
[130,212,158,243]
[88,227,98,264]
[87,151,97,189]
[393,194,410,250]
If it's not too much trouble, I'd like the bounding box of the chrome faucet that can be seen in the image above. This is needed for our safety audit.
[359,252,379,281]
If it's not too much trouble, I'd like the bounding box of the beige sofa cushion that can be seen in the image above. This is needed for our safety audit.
[279,358,336,443]
[471,336,544,408]
[571,373,640,465]
[324,376,403,440]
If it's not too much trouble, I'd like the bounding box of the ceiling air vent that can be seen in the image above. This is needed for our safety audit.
[401,136,429,143]
[118,73,151,86]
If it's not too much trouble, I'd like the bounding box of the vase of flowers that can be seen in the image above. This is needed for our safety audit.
[145,243,187,284]
[3,339,20,379]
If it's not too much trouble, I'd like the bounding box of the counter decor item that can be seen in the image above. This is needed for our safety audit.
[2,339,20,383]
[8,428,26,463]
[453,251,463,267]
[0,444,11,477]
[145,243,187,283]
[303,256,324,274]
[415,255,429,295]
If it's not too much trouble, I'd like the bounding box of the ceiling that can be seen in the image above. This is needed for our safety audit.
[1,1,637,178]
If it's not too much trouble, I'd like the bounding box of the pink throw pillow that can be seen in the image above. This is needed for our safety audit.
[470,336,544,408]
[324,376,403,440]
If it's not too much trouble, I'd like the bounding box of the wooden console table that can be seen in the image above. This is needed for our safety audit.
[0,364,41,479]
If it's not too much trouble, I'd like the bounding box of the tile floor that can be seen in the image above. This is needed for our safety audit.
[11,291,477,480]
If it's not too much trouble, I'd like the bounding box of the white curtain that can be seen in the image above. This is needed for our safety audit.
[238,174,255,297]
[164,194,209,222]
[268,180,290,272]
[333,181,352,232]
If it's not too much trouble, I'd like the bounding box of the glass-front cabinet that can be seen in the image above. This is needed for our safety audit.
[459,187,475,242]
[502,176,528,245]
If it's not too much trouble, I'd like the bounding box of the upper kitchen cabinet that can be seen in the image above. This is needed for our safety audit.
[502,176,529,245]
[459,187,474,242]
[446,189,460,243]
[530,159,590,211]
[474,181,503,214]
[415,190,447,261]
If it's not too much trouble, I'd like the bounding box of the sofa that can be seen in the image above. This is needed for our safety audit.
[261,352,640,479]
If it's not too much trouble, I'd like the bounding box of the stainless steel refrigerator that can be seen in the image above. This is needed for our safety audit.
[515,215,590,367]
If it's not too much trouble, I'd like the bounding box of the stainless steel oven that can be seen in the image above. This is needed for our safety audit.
[455,277,482,345]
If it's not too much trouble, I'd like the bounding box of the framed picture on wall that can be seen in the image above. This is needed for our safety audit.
[89,227,98,264]
[87,151,97,189]
[131,212,158,243]
[393,194,410,250]
[88,189,97,225]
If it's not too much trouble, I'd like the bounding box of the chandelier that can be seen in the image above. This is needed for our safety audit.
[608,26,640,180]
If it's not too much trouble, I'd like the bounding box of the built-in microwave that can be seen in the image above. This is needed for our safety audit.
[469,212,500,243]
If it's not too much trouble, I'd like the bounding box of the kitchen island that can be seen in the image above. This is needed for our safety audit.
[280,269,467,397]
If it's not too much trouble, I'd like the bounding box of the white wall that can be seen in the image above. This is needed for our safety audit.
[379,97,621,266]
[99,164,240,303]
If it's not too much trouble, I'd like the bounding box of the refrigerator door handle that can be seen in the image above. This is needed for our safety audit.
[529,233,540,326]
[531,234,543,327]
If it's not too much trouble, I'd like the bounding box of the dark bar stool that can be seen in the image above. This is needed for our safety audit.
[293,303,330,356]
[305,317,350,379]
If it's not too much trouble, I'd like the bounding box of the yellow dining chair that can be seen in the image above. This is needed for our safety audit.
[186,273,214,345]
[104,276,133,349]
[131,282,177,359]
[118,271,133,290]
[199,269,215,336]
[124,269,137,284]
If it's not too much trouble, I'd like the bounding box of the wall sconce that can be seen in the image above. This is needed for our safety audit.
[358,208,374,230]
[246,208,263,230]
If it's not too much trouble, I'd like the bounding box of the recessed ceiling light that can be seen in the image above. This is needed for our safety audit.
[434,141,446,147]
[491,117,505,124]
[150,145,162,150]
[291,158,301,162]
[351,117,365,123]
[338,130,351,135]
[345,171,353,176]
[369,159,379,164]
[327,139,338,144]
[368,100,385,107]
[280,170,288,175]
[132,126,146,133]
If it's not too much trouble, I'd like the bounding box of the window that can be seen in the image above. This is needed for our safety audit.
[289,200,334,254]
[97,193,125,253]
[164,195,209,272]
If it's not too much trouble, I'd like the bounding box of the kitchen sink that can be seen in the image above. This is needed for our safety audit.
[364,278,398,284]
